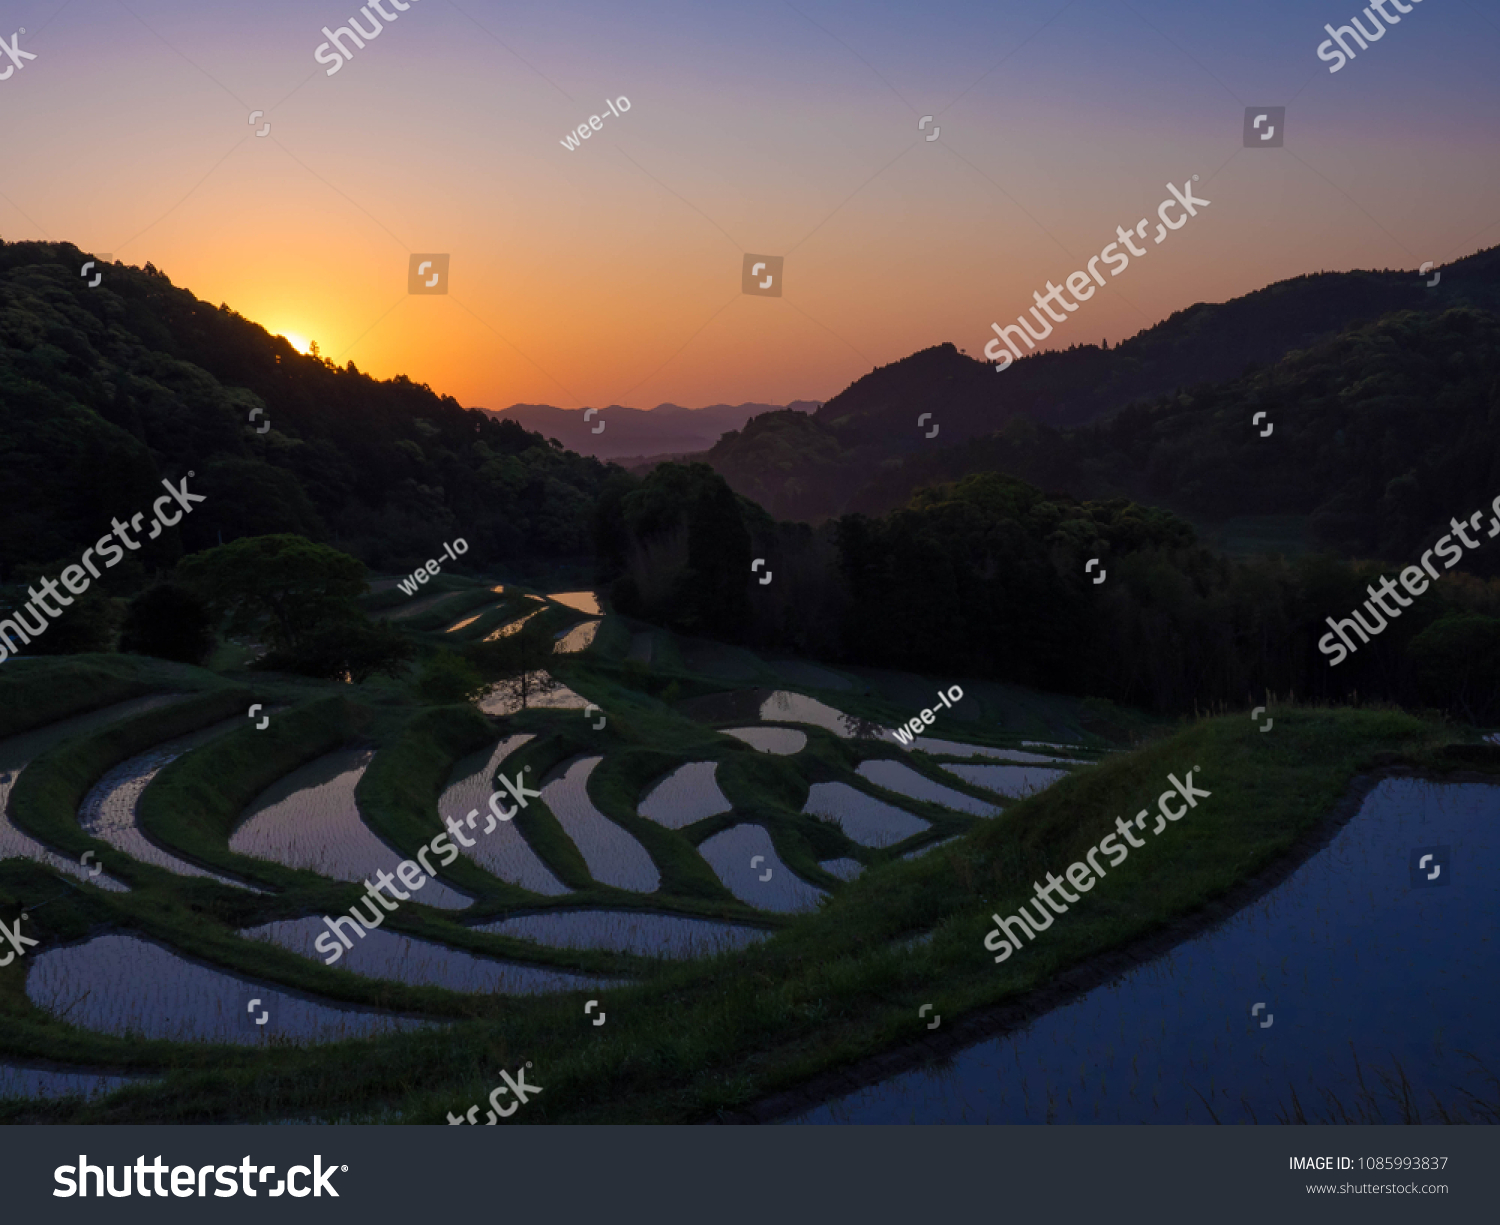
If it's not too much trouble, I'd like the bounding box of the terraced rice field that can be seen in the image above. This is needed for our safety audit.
[79,718,268,891]
[0,694,183,892]
[230,748,470,908]
[855,759,1002,817]
[553,620,601,654]
[445,604,505,633]
[477,673,588,716]
[437,734,568,895]
[802,781,930,847]
[940,763,1071,798]
[547,592,602,615]
[483,607,544,641]
[242,919,617,993]
[721,727,806,755]
[638,762,732,829]
[542,758,660,892]
[0,1063,147,1100]
[1,647,1115,1117]
[696,825,826,913]
[475,910,772,959]
[909,740,1080,763]
[25,933,432,1045]
[819,858,864,881]
[758,691,885,740]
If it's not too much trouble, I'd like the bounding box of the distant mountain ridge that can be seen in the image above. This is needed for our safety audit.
[700,246,1500,521]
[481,400,819,460]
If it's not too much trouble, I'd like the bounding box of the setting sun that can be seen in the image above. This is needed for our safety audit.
[278,331,313,355]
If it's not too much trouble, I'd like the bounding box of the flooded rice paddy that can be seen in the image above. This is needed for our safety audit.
[445,604,504,633]
[79,717,267,891]
[855,760,1001,816]
[0,1062,150,1101]
[476,672,588,716]
[546,591,602,615]
[759,692,886,740]
[553,620,601,654]
[938,764,1071,799]
[241,919,616,993]
[0,694,186,892]
[902,836,962,860]
[796,777,1500,1123]
[230,748,470,909]
[819,858,864,881]
[912,741,1082,764]
[475,909,773,958]
[638,762,732,829]
[696,825,827,913]
[542,758,660,892]
[25,933,432,1045]
[482,607,543,641]
[721,727,807,755]
[437,735,568,895]
[802,782,930,847]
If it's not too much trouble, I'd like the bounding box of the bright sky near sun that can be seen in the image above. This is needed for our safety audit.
[6,0,1496,409]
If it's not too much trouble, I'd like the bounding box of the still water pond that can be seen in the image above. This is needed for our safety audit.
[796,778,1498,1123]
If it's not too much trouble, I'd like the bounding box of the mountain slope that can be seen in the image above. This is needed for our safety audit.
[702,246,1500,520]
[0,241,613,578]
[848,306,1500,569]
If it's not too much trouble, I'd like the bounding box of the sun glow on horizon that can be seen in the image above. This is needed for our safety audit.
[278,331,313,355]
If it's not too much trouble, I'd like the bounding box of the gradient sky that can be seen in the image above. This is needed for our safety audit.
[5,0,1499,410]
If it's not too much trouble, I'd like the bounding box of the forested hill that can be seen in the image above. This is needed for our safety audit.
[701,245,1500,521]
[847,306,1500,569]
[0,241,612,579]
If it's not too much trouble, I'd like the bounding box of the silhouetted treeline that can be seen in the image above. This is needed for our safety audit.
[0,241,613,584]
[598,464,1500,719]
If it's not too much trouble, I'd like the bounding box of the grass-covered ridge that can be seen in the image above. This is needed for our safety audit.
[3,682,1472,1124]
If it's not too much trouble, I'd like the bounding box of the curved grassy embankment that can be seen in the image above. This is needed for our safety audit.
[5,695,1477,1124]
[0,658,158,739]
[9,686,254,877]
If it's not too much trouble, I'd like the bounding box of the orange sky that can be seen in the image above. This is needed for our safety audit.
[6,0,1497,409]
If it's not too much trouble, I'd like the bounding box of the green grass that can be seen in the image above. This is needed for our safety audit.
[0,615,1476,1125]
[2,682,1470,1124]
[0,656,155,738]
[137,695,362,890]
[9,686,254,878]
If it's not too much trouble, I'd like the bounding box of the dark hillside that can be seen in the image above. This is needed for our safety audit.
[0,241,613,578]
[702,247,1500,521]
